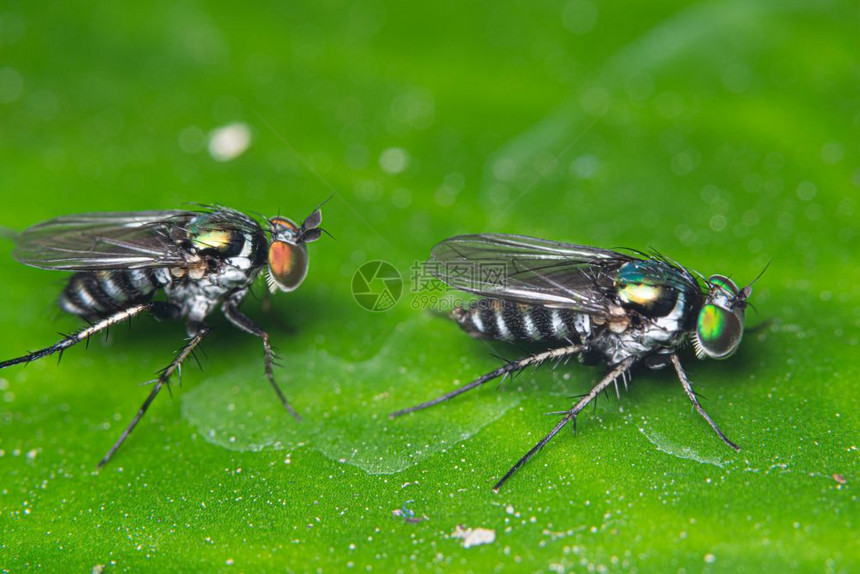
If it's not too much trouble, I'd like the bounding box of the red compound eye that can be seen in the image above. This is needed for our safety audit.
[267,241,308,292]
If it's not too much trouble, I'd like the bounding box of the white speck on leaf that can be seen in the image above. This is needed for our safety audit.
[451,525,496,548]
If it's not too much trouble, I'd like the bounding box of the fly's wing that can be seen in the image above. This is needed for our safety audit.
[12,211,196,271]
[428,234,637,314]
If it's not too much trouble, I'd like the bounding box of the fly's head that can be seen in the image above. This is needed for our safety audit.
[693,274,752,360]
[265,207,323,293]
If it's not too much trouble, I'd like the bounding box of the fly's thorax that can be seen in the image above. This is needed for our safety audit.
[164,264,262,322]
[183,213,267,273]
[169,260,208,281]
[583,259,703,365]
[694,274,748,360]
[187,214,247,257]
[591,295,691,365]
[614,260,683,318]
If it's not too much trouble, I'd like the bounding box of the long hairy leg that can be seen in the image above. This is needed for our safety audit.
[493,356,636,491]
[670,354,740,451]
[221,301,300,420]
[98,324,211,467]
[0,304,152,370]
[389,344,584,418]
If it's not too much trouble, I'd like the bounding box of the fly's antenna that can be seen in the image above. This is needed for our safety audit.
[300,196,334,238]
[746,261,770,288]
[740,261,770,299]
[300,195,333,229]
[314,194,334,211]
[296,200,328,244]
[317,227,336,241]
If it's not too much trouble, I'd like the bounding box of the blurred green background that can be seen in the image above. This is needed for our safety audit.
[1,1,857,572]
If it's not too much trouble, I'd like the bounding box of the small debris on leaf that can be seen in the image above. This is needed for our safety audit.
[392,500,427,523]
[451,525,496,548]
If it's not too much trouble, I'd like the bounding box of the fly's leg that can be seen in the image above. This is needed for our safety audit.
[0,304,152,370]
[221,301,300,421]
[389,344,584,418]
[98,323,211,467]
[670,354,740,451]
[493,356,636,491]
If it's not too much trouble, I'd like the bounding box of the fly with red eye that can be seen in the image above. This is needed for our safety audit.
[0,204,326,467]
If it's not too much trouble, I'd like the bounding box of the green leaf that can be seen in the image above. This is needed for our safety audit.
[1,0,856,571]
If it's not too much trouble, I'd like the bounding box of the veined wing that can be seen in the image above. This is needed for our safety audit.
[12,210,195,270]
[428,234,637,314]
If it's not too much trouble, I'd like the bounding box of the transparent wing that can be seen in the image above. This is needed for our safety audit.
[12,210,195,270]
[428,234,637,313]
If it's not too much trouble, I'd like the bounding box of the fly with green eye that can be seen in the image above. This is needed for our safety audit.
[0,205,324,466]
[390,234,761,490]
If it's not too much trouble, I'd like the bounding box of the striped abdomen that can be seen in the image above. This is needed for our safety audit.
[451,298,588,344]
[60,269,170,318]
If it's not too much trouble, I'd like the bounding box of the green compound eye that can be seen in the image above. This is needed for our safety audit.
[695,304,744,359]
